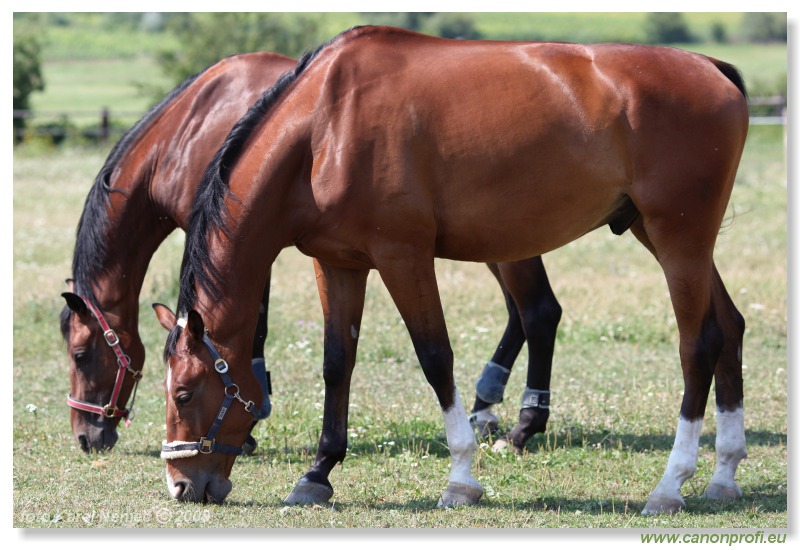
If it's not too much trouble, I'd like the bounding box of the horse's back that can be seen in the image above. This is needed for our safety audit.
[297,27,749,262]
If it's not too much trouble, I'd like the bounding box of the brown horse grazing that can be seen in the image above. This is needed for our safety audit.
[58,47,561,454]
[59,52,296,452]
[155,26,748,513]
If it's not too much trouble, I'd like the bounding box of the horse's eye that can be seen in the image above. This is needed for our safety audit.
[175,392,193,407]
[73,351,91,366]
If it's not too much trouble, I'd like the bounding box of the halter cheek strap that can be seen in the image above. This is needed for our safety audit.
[66,297,143,426]
[161,328,257,459]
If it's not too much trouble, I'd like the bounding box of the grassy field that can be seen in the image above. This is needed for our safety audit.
[11,118,787,532]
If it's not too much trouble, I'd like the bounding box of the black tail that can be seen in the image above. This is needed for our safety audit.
[710,58,748,100]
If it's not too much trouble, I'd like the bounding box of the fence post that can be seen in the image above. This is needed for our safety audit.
[100,107,110,144]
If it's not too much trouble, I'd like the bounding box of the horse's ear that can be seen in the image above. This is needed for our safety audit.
[64,278,75,291]
[61,292,87,315]
[152,303,177,332]
[186,309,206,341]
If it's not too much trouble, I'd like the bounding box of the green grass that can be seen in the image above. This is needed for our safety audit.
[11,123,787,529]
[29,57,173,130]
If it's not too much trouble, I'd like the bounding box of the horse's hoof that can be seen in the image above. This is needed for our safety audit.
[469,411,499,439]
[703,482,742,501]
[437,481,483,508]
[284,478,334,505]
[491,438,521,454]
[242,435,257,456]
[641,493,685,515]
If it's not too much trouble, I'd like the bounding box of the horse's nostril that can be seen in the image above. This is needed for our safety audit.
[205,486,221,504]
[174,481,188,501]
[102,428,118,451]
[78,435,90,453]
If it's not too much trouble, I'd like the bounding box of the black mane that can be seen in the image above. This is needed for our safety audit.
[61,68,207,339]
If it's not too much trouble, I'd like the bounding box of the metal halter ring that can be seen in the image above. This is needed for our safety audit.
[214,358,229,373]
[224,384,255,412]
[127,366,144,381]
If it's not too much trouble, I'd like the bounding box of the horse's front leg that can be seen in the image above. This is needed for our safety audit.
[378,246,482,507]
[469,262,526,438]
[284,260,368,505]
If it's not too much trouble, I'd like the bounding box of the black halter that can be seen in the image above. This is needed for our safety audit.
[161,331,258,458]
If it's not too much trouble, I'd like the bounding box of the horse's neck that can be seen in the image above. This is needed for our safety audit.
[89,170,178,319]
[195,142,309,344]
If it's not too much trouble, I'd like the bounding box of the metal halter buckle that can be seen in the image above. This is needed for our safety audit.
[102,404,119,418]
[103,329,120,347]
[199,437,214,454]
[214,358,229,374]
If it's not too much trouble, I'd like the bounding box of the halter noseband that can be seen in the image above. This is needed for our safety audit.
[161,323,258,459]
[66,297,142,426]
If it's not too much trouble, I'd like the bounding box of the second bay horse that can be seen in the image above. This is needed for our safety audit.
[59,52,295,451]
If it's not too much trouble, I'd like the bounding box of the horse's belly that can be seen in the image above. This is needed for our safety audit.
[434,203,614,262]
[431,171,626,262]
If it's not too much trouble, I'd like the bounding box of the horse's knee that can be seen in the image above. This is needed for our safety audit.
[417,344,454,386]
[321,334,352,388]
[322,361,347,388]
[519,292,562,337]
[689,312,725,375]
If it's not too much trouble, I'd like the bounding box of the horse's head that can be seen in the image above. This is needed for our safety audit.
[61,288,144,452]
[153,303,262,503]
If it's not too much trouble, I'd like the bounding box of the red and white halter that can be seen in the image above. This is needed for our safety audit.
[66,297,142,426]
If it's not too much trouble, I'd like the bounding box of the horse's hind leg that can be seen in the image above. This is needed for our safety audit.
[488,258,561,452]
[704,264,747,501]
[284,261,368,505]
[469,262,527,437]
[378,247,482,507]
[630,217,745,515]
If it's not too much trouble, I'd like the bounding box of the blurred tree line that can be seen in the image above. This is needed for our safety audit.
[645,12,787,44]
[155,12,484,84]
[13,12,788,144]
[13,25,44,143]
